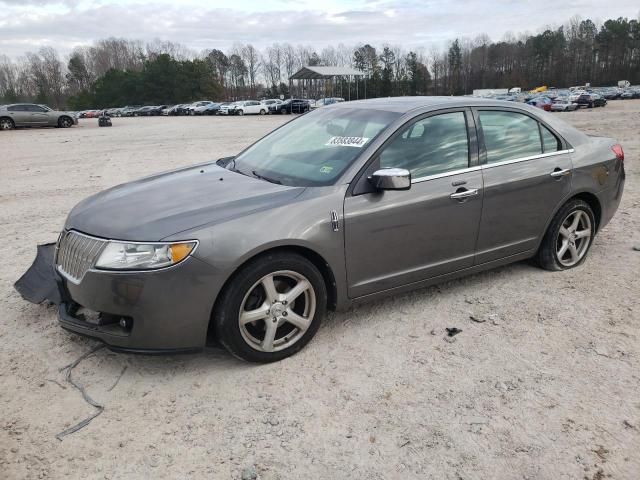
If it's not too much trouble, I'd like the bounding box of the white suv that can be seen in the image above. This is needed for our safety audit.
[235,101,268,115]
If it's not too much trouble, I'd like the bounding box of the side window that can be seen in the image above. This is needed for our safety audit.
[380,112,469,178]
[479,111,542,163]
[28,105,46,112]
[541,124,561,153]
[8,105,26,112]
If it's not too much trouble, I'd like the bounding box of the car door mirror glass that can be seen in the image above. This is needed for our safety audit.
[369,168,411,191]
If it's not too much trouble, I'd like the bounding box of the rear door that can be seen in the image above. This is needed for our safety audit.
[7,105,31,125]
[344,109,483,297]
[474,108,573,264]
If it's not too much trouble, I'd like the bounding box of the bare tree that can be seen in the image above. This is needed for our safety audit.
[241,44,260,96]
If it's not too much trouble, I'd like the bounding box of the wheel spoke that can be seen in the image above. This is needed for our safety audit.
[261,321,277,352]
[568,244,579,262]
[569,211,582,232]
[284,311,311,331]
[261,275,279,303]
[558,240,569,258]
[559,226,571,239]
[284,279,310,304]
[575,228,591,239]
[240,303,270,325]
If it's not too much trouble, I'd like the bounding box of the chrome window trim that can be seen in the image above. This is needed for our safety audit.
[481,149,572,170]
[410,148,573,184]
[412,166,482,184]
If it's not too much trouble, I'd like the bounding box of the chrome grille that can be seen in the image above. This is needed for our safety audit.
[56,231,107,284]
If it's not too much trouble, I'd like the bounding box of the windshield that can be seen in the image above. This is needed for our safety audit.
[231,107,400,186]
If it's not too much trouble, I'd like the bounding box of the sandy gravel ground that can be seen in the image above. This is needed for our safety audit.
[1,103,639,480]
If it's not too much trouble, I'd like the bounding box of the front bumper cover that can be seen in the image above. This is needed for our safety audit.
[15,243,224,354]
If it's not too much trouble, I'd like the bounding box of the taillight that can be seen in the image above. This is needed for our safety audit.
[612,144,624,161]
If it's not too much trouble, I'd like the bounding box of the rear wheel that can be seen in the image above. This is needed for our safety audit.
[0,117,15,130]
[536,199,595,271]
[214,252,327,362]
[260,109,266,115]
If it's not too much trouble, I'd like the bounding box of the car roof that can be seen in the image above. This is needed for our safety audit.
[330,96,547,113]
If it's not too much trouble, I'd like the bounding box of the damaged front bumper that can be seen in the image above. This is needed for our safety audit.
[15,243,224,354]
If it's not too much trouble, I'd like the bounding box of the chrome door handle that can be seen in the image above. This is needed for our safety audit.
[550,168,571,178]
[450,188,479,200]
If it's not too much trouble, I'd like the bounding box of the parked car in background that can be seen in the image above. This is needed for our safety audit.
[161,105,175,116]
[218,102,238,115]
[0,103,77,130]
[527,96,552,111]
[38,97,625,362]
[573,94,605,108]
[136,105,167,116]
[234,100,268,115]
[551,99,579,112]
[280,98,311,114]
[620,89,640,99]
[311,97,345,109]
[120,106,142,117]
[261,99,283,112]
[186,101,213,115]
[193,101,220,115]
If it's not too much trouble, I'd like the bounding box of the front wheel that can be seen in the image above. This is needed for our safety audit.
[536,199,595,271]
[260,109,266,115]
[58,116,73,128]
[237,110,244,116]
[214,252,327,362]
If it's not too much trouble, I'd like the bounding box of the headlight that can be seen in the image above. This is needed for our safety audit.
[95,241,197,270]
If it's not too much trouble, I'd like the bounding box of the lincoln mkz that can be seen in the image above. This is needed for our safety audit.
[25,97,625,362]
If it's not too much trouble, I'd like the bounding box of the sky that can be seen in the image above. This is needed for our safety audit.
[1,0,639,59]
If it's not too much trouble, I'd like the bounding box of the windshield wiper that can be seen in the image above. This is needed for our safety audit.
[252,170,282,185]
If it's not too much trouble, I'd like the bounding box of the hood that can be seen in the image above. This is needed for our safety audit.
[65,163,304,240]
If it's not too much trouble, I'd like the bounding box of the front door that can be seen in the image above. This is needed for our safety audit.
[344,110,483,298]
[474,109,573,263]
[28,105,50,126]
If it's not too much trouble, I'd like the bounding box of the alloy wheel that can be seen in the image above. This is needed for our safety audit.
[238,270,316,353]
[556,210,592,267]
[60,117,72,128]
[0,118,14,130]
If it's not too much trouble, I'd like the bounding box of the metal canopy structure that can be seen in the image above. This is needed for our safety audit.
[289,66,365,80]
[288,66,366,101]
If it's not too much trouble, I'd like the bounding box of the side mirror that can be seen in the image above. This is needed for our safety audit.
[369,168,411,191]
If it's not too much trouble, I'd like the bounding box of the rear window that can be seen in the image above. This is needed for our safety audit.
[541,125,561,153]
[479,111,542,163]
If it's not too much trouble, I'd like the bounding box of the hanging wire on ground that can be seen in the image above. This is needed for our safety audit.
[55,344,106,441]
[107,365,127,392]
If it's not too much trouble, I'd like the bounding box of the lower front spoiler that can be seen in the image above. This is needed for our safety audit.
[58,302,202,355]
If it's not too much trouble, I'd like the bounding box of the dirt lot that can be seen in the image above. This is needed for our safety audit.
[1,103,639,480]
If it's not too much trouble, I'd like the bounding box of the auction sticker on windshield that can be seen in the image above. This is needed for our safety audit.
[325,136,370,147]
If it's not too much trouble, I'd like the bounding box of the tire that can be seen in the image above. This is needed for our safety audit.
[260,109,266,115]
[0,117,15,130]
[58,116,73,128]
[238,110,244,116]
[214,252,327,362]
[536,199,596,271]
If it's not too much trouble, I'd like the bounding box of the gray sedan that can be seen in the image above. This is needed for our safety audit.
[0,103,77,130]
[25,97,625,362]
